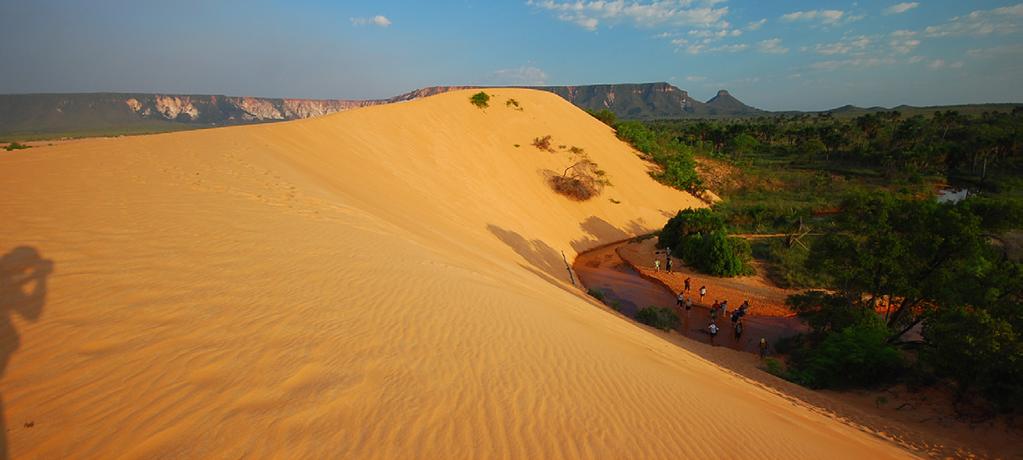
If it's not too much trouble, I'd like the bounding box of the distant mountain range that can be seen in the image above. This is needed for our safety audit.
[0,83,1018,140]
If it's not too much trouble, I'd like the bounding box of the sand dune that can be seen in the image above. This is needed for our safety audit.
[1,89,913,458]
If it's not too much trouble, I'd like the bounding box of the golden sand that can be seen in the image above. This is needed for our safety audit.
[0,89,913,458]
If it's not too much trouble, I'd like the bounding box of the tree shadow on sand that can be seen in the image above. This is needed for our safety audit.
[487,216,654,293]
[487,224,574,286]
[569,216,649,253]
[0,247,52,460]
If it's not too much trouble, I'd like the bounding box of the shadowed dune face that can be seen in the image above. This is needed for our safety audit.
[0,89,912,458]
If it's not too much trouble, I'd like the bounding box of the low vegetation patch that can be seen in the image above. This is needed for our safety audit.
[505,98,520,109]
[532,135,554,152]
[635,306,680,332]
[469,91,490,109]
[4,141,31,151]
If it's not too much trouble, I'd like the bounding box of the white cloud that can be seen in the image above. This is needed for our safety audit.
[672,38,747,54]
[811,57,896,71]
[812,35,871,55]
[528,0,731,31]
[781,9,849,24]
[490,66,549,85]
[924,3,1023,37]
[757,38,789,54]
[350,15,392,27]
[883,2,919,15]
[908,55,925,64]
[890,38,921,54]
[746,18,767,31]
[686,75,707,82]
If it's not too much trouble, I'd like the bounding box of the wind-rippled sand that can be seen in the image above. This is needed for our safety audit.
[1,89,914,458]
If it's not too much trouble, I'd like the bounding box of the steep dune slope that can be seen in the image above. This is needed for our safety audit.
[1,89,911,458]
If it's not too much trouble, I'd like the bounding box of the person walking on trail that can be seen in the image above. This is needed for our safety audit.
[759,338,768,359]
[720,300,728,317]
[699,285,707,303]
[684,277,691,292]
[710,300,720,320]
[654,259,660,272]
[734,319,743,339]
[708,322,719,345]
[684,297,693,317]
[677,292,685,308]
[665,251,672,272]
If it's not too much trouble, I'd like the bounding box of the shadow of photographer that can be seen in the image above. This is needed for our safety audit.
[0,247,53,459]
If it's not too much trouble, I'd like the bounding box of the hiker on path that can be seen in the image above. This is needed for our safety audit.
[710,300,720,320]
[759,338,768,359]
[684,297,693,317]
[734,319,743,339]
[699,285,707,303]
[684,277,691,292]
[654,259,660,272]
[676,292,685,308]
[665,256,672,272]
[720,300,728,317]
[708,322,719,345]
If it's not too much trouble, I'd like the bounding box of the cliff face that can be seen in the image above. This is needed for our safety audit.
[0,93,390,137]
[0,83,763,139]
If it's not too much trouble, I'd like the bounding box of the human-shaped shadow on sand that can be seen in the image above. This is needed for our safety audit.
[0,247,52,460]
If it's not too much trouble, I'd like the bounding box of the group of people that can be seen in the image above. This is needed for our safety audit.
[673,277,769,357]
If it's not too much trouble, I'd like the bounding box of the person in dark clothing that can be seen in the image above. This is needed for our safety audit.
[734,319,743,339]
[684,277,691,292]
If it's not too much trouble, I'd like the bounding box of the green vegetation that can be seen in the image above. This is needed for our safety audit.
[587,288,606,303]
[506,98,520,109]
[469,91,490,109]
[637,109,1023,412]
[603,119,703,193]
[658,209,753,277]
[588,108,617,127]
[4,141,31,151]
[774,193,1023,412]
[635,306,680,332]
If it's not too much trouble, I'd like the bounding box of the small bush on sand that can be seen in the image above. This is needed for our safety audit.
[470,91,490,109]
[548,159,609,201]
[587,288,606,302]
[4,142,30,151]
[568,146,585,155]
[636,306,680,331]
[532,135,554,152]
[506,98,521,109]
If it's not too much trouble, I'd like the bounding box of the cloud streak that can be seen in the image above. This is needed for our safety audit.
[883,2,919,15]
[350,15,392,27]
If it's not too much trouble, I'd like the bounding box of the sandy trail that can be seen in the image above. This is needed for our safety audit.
[1,89,914,458]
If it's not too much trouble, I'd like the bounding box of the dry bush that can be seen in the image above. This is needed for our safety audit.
[568,146,585,155]
[532,135,554,152]
[547,159,609,201]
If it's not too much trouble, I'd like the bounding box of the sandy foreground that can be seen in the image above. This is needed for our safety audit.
[1,89,914,458]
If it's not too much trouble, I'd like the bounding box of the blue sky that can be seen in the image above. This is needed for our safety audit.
[1,0,1021,110]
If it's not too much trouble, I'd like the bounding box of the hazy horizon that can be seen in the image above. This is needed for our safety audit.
[2,0,1022,111]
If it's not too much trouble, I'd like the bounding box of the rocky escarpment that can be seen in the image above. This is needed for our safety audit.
[0,83,763,139]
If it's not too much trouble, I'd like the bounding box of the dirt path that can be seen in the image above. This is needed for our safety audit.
[574,239,804,353]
